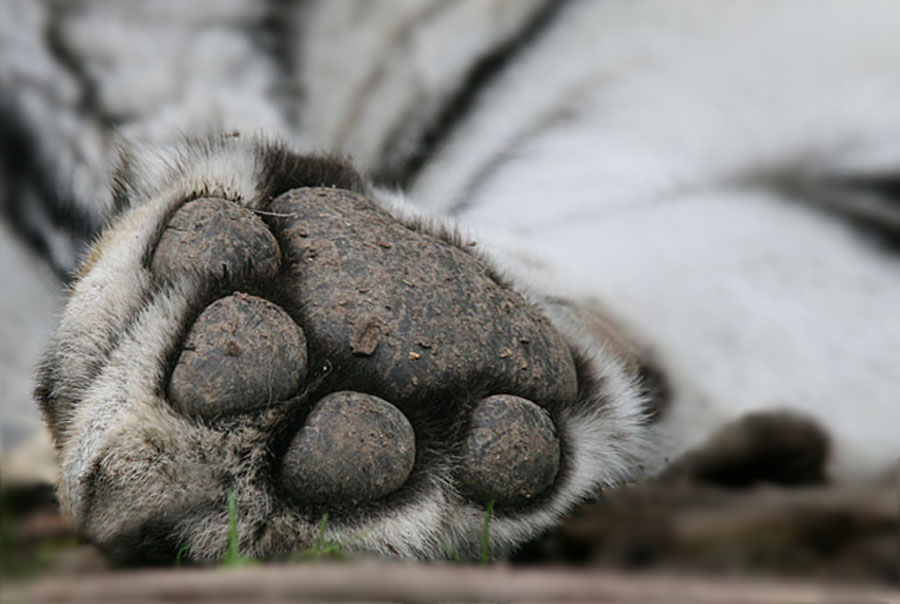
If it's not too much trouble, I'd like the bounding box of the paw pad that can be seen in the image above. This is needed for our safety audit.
[458,394,560,505]
[155,190,574,508]
[269,188,578,409]
[168,293,307,418]
[151,198,281,282]
[75,181,589,560]
[280,391,415,503]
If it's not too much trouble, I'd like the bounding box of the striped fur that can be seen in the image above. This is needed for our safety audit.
[1,0,898,556]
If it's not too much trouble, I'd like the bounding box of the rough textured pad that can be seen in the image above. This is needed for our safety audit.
[269,188,577,411]
[169,293,307,417]
[151,198,281,282]
[280,391,415,504]
[458,395,560,506]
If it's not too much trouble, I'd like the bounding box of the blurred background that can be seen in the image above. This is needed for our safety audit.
[1,0,896,596]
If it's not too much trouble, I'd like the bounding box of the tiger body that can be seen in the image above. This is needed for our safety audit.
[1,0,898,558]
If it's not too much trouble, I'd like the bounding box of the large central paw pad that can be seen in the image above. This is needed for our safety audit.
[152,188,575,512]
[268,188,577,408]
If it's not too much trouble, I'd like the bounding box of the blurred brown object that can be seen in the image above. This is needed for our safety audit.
[1,482,108,581]
[518,482,895,583]
[515,411,897,585]
[3,560,896,604]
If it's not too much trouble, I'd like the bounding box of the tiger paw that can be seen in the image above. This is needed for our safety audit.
[36,138,651,563]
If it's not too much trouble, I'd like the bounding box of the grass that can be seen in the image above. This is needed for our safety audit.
[289,512,347,562]
[480,500,495,565]
[222,489,259,567]
[174,489,259,568]
[176,492,346,566]
[442,499,496,565]
[174,544,192,567]
[178,491,497,567]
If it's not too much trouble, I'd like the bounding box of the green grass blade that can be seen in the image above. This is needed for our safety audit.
[313,512,329,556]
[225,489,240,563]
[175,544,191,567]
[481,499,495,565]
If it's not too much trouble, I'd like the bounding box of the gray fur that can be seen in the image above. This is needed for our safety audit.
[3,0,899,562]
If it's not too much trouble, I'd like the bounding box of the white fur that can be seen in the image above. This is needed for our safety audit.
[0,0,111,272]
[56,0,291,144]
[0,219,60,475]
[407,0,900,479]
[297,0,549,173]
[2,0,898,560]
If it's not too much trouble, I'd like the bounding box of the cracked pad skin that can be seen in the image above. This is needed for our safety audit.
[269,188,578,414]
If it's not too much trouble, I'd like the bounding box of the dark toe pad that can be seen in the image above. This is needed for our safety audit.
[458,395,560,506]
[169,293,307,418]
[280,391,416,504]
[151,198,281,283]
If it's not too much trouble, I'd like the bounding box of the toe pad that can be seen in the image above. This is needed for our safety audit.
[151,198,281,282]
[458,395,560,506]
[169,293,307,417]
[280,391,416,504]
